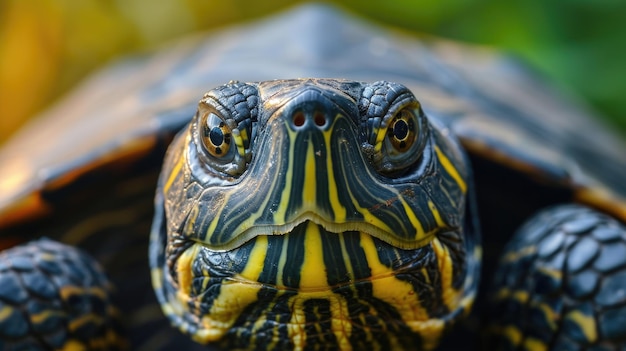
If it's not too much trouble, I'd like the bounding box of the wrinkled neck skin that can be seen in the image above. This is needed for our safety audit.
[150,79,480,351]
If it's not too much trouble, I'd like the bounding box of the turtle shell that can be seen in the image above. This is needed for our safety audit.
[0,3,625,349]
[1,4,624,231]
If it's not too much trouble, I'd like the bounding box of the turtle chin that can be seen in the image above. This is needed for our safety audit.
[157,220,475,348]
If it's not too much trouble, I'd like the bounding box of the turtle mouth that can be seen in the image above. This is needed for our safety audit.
[186,219,431,292]
[194,210,439,254]
[243,212,379,237]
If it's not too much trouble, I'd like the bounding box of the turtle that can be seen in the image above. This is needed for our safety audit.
[1,3,626,351]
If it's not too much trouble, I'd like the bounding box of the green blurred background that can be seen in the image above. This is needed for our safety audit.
[1,0,625,145]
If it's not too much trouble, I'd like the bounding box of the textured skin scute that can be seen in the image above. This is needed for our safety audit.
[0,239,127,350]
[486,204,626,350]
[202,82,259,124]
[359,81,419,145]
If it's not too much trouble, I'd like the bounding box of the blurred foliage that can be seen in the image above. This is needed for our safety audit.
[1,0,625,145]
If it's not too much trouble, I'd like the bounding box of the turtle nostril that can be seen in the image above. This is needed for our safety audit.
[293,112,306,127]
[314,112,326,127]
[291,110,327,128]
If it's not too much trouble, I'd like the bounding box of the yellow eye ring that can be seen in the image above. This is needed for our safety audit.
[387,109,416,151]
[201,112,232,158]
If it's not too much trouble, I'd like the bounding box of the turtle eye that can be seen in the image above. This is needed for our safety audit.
[192,82,257,178]
[379,106,424,170]
[195,108,248,177]
[387,109,417,152]
[201,112,233,158]
[360,81,428,176]
[369,104,427,176]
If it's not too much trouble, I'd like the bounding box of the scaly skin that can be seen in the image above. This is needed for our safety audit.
[151,79,480,350]
[0,239,126,350]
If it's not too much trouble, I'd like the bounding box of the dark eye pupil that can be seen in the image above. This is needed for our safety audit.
[209,127,224,146]
[393,119,409,140]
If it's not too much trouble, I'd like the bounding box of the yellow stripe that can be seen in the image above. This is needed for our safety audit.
[360,233,444,349]
[273,128,297,223]
[434,145,467,193]
[431,237,461,312]
[204,192,232,242]
[176,243,201,296]
[68,313,103,332]
[184,205,200,235]
[59,286,108,301]
[373,125,386,153]
[502,325,522,346]
[275,234,290,288]
[428,200,445,227]
[396,193,427,241]
[523,337,547,351]
[60,340,87,351]
[329,294,353,351]
[150,267,164,293]
[236,235,268,281]
[194,236,268,343]
[233,128,247,156]
[163,152,184,194]
[299,221,329,290]
[324,115,347,222]
[29,309,63,325]
[0,306,12,321]
[533,302,558,330]
[344,190,395,241]
[303,141,317,206]
[565,310,597,343]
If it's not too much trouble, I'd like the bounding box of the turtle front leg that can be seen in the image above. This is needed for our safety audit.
[485,204,626,350]
[0,239,127,350]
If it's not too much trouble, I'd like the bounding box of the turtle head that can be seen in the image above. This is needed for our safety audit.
[150,79,479,349]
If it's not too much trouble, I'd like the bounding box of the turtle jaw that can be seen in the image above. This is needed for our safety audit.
[160,219,476,349]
